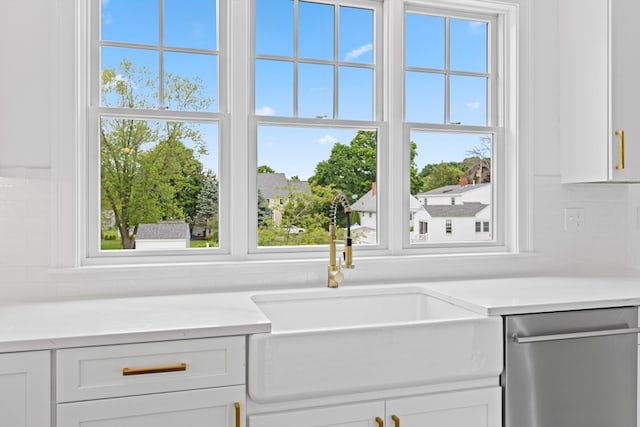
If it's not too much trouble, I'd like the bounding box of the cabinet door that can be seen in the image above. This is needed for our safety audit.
[558,0,610,183]
[249,401,384,427]
[385,387,501,427]
[0,351,51,427]
[611,0,640,181]
[57,386,244,427]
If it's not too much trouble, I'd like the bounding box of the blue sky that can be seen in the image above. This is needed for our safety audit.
[100,0,490,181]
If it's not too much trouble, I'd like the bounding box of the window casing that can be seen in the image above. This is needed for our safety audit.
[76,0,521,266]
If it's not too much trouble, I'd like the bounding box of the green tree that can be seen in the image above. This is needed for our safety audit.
[257,189,272,227]
[421,163,466,192]
[194,171,219,241]
[100,59,211,249]
[310,130,376,201]
[258,165,276,174]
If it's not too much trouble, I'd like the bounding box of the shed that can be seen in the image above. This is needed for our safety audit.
[135,222,190,250]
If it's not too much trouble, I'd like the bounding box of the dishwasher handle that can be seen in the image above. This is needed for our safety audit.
[514,326,640,343]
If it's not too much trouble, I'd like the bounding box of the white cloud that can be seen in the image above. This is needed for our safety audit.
[467,101,481,110]
[103,13,113,25]
[255,105,275,115]
[344,43,373,61]
[316,134,338,145]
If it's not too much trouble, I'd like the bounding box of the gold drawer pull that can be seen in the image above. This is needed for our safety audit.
[392,415,400,427]
[235,402,241,427]
[375,416,384,427]
[615,130,625,170]
[122,362,187,376]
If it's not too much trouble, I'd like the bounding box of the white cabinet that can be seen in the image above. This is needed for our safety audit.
[0,351,51,427]
[386,388,501,427]
[57,386,244,427]
[248,388,501,427]
[559,0,640,183]
[249,401,383,427]
[56,337,246,427]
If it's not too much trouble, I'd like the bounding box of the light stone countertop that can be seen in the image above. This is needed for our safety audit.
[421,275,640,316]
[0,292,271,352]
[2,275,640,352]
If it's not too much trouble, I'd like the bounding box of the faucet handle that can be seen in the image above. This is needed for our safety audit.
[333,256,344,283]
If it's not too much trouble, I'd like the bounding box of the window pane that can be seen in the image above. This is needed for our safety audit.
[340,6,374,64]
[299,63,334,118]
[257,126,377,246]
[164,52,218,112]
[410,131,492,244]
[255,0,293,56]
[101,0,158,45]
[100,118,219,250]
[405,71,444,123]
[405,13,444,69]
[164,0,217,50]
[255,59,294,116]
[450,75,487,125]
[299,2,334,61]
[101,47,160,108]
[450,19,487,73]
[339,66,373,120]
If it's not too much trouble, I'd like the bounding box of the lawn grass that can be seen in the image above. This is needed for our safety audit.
[101,239,218,250]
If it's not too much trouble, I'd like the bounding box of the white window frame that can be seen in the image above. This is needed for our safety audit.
[52,0,529,273]
[394,0,523,256]
[248,0,386,257]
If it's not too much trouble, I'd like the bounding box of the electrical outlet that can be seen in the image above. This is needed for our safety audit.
[564,208,584,232]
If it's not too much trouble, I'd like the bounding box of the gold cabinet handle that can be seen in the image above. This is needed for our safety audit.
[375,416,384,427]
[391,415,400,427]
[615,130,625,170]
[235,402,241,427]
[122,362,186,376]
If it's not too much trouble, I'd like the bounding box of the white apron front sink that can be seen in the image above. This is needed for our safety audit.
[248,286,502,403]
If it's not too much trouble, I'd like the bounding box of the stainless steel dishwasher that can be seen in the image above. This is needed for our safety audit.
[503,306,639,427]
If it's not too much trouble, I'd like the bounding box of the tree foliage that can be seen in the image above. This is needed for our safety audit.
[194,171,219,242]
[310,130,377,201]
[100,59,211,249]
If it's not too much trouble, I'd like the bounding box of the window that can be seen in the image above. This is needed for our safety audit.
[406,6,498,247]
[91,0,223,256]
[77,0,520,265]
[253,0,381,249]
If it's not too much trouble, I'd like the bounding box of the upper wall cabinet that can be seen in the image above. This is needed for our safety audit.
[559,0,640,183]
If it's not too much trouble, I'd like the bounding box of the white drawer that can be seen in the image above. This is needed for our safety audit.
[56,336,245,403]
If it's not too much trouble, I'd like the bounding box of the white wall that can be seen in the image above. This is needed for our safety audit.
[0,0,635,301]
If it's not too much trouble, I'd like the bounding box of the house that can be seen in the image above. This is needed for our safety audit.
[135,222,190,250]
[351,182,492,243]
[412,183,492,242]
[257,173,310,224]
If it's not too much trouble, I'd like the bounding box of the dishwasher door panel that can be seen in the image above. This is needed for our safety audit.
[504,307,638,427]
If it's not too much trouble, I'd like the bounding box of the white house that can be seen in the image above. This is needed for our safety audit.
[352,182,492,244]
[412,183,492,243]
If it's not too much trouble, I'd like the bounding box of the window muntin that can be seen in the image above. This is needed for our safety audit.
[254,0,375,120]
[404,12,489,126]
[100,0,219,113]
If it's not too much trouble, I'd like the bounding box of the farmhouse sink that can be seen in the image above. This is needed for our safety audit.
[248,286,502,403]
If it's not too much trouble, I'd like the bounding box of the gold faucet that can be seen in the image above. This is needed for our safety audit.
[328,192,354,287]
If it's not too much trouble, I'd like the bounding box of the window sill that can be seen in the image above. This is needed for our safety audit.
[47,252,541,299]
